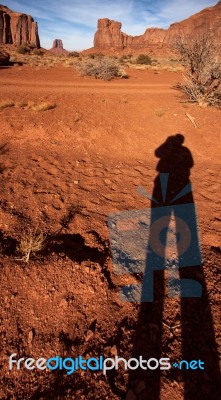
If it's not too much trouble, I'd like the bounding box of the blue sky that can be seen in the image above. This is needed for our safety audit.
[4,0,218,50]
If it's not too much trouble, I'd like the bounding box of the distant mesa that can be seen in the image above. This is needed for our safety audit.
[0,4,40,47]
[49,39,68,55]
[93,1,221,54]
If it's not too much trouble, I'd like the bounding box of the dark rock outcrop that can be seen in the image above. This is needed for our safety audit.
[0,4,40,47]
[49,39,68,55]
[0,48,9,65]
[94,1,221,53]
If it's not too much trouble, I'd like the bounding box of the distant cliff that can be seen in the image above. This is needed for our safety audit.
[0,4,40,47]
[49,39,68,55]
[93,1,221,53]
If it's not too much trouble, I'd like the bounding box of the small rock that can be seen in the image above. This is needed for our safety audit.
[104,179,112,185]
[28,329,35,348]
[199,102,208,108]
[110,345,118,356]
[52,199,62,210]
[85,330,94,342]
[169,331,174,339]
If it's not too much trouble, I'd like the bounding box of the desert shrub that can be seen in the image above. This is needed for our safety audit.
[119,55,127,63]
[29,43,37,49]
[17,229,45,262]
[33,49,44,56]
[95,52,104,58]
[88,53,105,61]
[31,102,56,111]
[68,51,80,57]
[0,99,15,109]
[174,33,221,107]
[17,45,30,54]
[76,57,128,80]
[0,100,56,111]
[136,54,152,65]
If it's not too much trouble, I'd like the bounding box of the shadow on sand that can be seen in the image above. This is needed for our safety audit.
[125,134,221,399]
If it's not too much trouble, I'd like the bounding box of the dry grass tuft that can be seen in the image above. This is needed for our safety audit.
[76,57,128,81]
[17,229,45,262]
[0,100,15,110]
[31,102,56,112]
[155,108,167,117]
[0,99,56,111]
[174,33,221,107]
[15,101,28,108]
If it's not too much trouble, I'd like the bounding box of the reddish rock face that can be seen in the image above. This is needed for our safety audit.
[94,1,221,53]
[0,4,40,47]
[49,39,68,55]
[94,18,125,49]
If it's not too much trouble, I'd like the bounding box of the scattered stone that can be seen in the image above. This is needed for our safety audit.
[85,329,94,342]
[52,199,62,210]
[28,329,35,348]
[110,345,118,356]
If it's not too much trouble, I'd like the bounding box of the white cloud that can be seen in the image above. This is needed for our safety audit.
[4,0,217,49]
[156,0,216,25]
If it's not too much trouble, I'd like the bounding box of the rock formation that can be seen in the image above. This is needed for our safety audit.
[0,4,40,47]
[0,48,9,65]
[49,39,68,55]
[93,1,221,53]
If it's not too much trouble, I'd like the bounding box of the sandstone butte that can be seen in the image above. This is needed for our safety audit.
[93,1,221,54]
[0,4,40,48]
[49,39,68,55]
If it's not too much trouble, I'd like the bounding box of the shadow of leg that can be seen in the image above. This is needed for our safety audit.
[127,270,165,400]
[180,262,221,400]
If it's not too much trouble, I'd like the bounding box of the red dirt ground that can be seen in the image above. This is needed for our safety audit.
[0,65,220,399]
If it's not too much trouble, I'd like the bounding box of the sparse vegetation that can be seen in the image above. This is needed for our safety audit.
[0,100,56,111]
[17,229,45,262]
[174,33,221,107]
[136,54,152,65]
[15,101,28,108]
[33,49,44,56]
[17,45,31,55]
[76,57,128,80]
[155,108,167,117]
[88,53,104,60]
[0,100,15,109]
[119,54,132,63]
[68,51,80,57]
[29,43,37,50]
[31,102,56,111]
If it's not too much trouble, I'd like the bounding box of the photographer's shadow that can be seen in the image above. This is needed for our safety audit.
[126,134,221,399]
